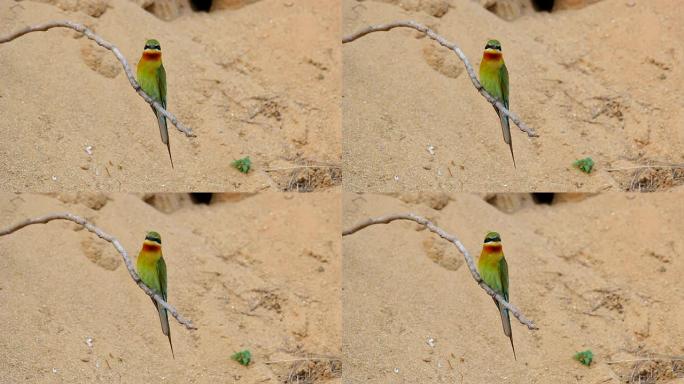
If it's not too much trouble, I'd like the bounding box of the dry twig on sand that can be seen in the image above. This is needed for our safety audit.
[264,355,341,384]
[343,212,538,330]
[0,212,197,330]
[343,20,538,138]
[0,20,195,137]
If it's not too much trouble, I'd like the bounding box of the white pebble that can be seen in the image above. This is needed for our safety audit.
[427,337,435,347]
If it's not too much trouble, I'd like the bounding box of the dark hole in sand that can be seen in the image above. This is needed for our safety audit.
[532,193,555,205]
[532,0,555,11]
[190,193,214,205]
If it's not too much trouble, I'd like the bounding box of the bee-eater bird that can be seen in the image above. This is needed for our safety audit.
[477,231,516,360]
[136,39,173,168]
[479,39,515,168]
[136,231,174,358]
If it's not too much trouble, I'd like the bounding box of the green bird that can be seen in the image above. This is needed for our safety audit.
[136,231,174,358]
[479,39,515,168]
[477,231,516,360]
[136,39,173,168]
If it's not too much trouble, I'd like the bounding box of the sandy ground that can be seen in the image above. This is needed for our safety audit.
[342,0,684,192]
[343,193,684,383]
[0,193,341,383]
[0,0,340,192]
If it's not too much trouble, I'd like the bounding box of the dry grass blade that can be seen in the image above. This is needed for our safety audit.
[606,352,684,384]
[265,355,341,384]
[264,162,341,192]
[606,161,684,191]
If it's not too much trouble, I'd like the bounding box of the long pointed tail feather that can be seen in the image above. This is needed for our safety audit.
[509,333,516,361]
[154,299,174,358]
[167,331,175,359]
[498,109,516,168]
[152,107,173,168]
[495,298,516,360]
[165,140,174,169]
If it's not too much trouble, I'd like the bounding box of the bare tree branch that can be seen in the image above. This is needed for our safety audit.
[0,20,195,137]
[343,212,538,330]
[343,20,538,138]
[0,212,197,330]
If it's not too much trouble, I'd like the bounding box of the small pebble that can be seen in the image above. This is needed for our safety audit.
[427,144,435,155]
[85,145,93,155]
[393,367,400,374]
[427,337,436,347]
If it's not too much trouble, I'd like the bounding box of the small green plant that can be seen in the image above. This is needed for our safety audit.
[573,157,594,174]
[573,350,593,366]
[231,350,251,366]
[232,156,252,174]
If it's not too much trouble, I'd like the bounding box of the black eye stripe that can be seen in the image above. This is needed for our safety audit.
[145,236,161,244]
[144,45,161,50]
[485,44,501,51]
[484,236,501,243]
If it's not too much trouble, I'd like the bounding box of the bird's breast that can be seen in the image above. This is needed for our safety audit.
[483,244,502,253]
[142,243,161,253]
[482,52,503,62]
[142,51,162,61]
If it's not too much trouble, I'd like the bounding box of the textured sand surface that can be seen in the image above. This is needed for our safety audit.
[0,193,341,382]
[0,0,340,192]
[343,0,684,192]
[343,193,684,383]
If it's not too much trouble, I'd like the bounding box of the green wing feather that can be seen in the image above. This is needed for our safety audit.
[155,63,172,168]
[499,62,515,167]
[156,255,174,357]
[499,63,509,110]
[157,256,167,301]
[498,255,516,360]
[499,256,509,301]
[158,64,167,109]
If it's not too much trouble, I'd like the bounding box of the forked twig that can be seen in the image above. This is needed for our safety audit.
[0,212,197,330]
[0,20,195,137]
[343,20,538,138]
[343,212,538,330]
